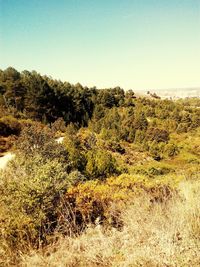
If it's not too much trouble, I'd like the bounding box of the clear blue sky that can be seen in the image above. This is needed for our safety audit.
[0,0,199,90]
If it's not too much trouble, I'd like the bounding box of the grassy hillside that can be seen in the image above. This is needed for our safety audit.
[0,68,200,266]
[22,179,200,267]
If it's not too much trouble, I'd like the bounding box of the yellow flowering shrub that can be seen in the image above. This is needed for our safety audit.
[62,174,175,229]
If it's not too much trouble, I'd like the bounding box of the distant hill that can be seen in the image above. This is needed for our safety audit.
[135,88,200,99]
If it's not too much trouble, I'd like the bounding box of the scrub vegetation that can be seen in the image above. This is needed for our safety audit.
[0,67,200,266]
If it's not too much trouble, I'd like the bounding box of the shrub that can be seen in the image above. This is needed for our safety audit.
[146,127,169,143]
[77,128,97,150]
[106,140,125,154]
[148,141,165,161]
[51,117,66,134]
[0,135,17,153]
[134,111,148,131]
[176,123,188,133]
[0,116,21,137]
[132,164,174,177]
[62,174,174,229]
[134,130,146,144]
[164,143,179,157]
[63,132,87,172]
[86,149,119,179]
[0,154,81,251]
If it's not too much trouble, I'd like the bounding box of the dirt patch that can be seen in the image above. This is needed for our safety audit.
[0,152,15,170]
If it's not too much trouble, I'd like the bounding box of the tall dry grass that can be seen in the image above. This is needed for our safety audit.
[20,179,200,267]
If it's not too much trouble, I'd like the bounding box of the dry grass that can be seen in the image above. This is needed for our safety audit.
[20,179,200,267]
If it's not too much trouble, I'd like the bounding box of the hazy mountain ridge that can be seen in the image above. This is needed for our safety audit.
[135,87,200,99]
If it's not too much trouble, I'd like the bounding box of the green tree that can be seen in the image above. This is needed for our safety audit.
[15,123,69,164]
[134,111,148,131]
[1,67,26,112]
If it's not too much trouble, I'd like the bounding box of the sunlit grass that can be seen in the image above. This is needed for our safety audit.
[20,179,200,267]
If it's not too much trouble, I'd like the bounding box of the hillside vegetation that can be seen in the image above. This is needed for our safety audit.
[0,67,200,266]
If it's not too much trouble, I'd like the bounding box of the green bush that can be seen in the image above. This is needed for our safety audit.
[0,154,82,251]
[63,132,87,172]
[86,149,119,179]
